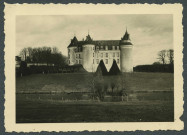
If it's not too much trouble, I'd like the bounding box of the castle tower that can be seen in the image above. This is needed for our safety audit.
[68,36,78,65]
[82,34,95,72]
[119,29,133,72]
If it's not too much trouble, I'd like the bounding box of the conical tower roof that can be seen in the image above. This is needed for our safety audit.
[119,28,133,45]
[122,29,130,40]
[68,36,78,48]
[108,59,121,75]
[95,60,108,76]
[71,36,78,43]
[85,33,93,43]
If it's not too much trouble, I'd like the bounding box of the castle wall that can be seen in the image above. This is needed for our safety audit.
[68,45,132,73]
[82,44,95,72]
[94,50,120,71]
[68,47,77,65]
[120,45,133,72]
[75,52,83,64]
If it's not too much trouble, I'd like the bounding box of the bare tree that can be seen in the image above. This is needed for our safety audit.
[27,47,33,61]
[119,74,128,101]
[167,49,174,65]
[157,50,167,64]
[52,47,59,54]
[95,80,106,101]
[111,82,116,96]
[19,48,28,61]
[88,73,96,100]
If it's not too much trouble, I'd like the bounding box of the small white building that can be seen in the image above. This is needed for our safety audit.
[67,29,133,72]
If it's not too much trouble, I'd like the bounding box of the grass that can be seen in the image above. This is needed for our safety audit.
[16,72,174,123]
[16,72,174,92]
[16,99,174,123]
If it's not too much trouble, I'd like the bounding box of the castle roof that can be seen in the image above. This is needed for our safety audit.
[68,36,78,47]
[68,30,133,48]
[85,34,93,42]
[68,40,121,48]
[119,29,133,45]
[122,30,130,40]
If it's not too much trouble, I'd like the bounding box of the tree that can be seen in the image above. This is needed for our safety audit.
[119,73,129,101]
[157,50,167,64]
[152,62,161,65]
[52,47,59,54]
[95,79,106,101]
[88,66,96,100]
[27,47,33,61]
[88,68,108,101]
[167,49,174,65]
[19,48,28,61]
[110,81,116,95]
[19,46,67,67]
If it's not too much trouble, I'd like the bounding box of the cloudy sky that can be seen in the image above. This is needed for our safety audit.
[16,15,173,66]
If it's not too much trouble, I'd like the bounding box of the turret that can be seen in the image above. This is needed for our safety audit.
[82,34,95,72]
[120,29,133,72]
[67,36,78,65]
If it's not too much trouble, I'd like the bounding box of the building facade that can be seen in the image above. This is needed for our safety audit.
[67,30,133,72]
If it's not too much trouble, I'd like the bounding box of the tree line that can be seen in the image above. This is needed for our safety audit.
[19,46,68,67]
[157,49,174,65]
[134,49,174,73]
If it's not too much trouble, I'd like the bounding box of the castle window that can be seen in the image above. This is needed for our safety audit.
[97,59,99,64]
[106,53,108,57]
[113,53,115,57]
[117,52,119,57]
[93,53,94,57]
[112,46,115,50]
[79,54,81,58]
[101,53,103,58]
[79,60,81,64]
[96,53,98,58]
[106,59,108,64]
[93,47,95,50]
[117,59,119,64]
[96,46,99,50]
[93,59,94,64]
[76,60,78,64]
[76,54,78,58]
[105,46,108,50]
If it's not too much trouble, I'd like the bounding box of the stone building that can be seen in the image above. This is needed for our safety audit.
[67,29,133,72]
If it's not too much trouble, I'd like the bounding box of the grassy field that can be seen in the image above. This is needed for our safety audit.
[16,72,174,122]
[16,99,174,123]
[16,72,174,92]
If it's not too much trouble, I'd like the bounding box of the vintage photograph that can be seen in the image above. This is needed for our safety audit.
[4,4,183,132]
[15,14,174,123]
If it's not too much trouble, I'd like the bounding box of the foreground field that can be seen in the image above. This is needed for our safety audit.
[16,72,174,122]
[16,99,174,123]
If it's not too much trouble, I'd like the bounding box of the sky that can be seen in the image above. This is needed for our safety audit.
[16,15,173,66]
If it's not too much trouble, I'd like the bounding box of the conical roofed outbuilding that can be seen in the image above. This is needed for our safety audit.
[95,60,108,76]
[108,60,121,75]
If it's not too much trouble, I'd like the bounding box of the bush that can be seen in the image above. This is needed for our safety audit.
[133,64,174,73]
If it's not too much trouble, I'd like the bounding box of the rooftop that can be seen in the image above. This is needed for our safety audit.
[68,30,133,48]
